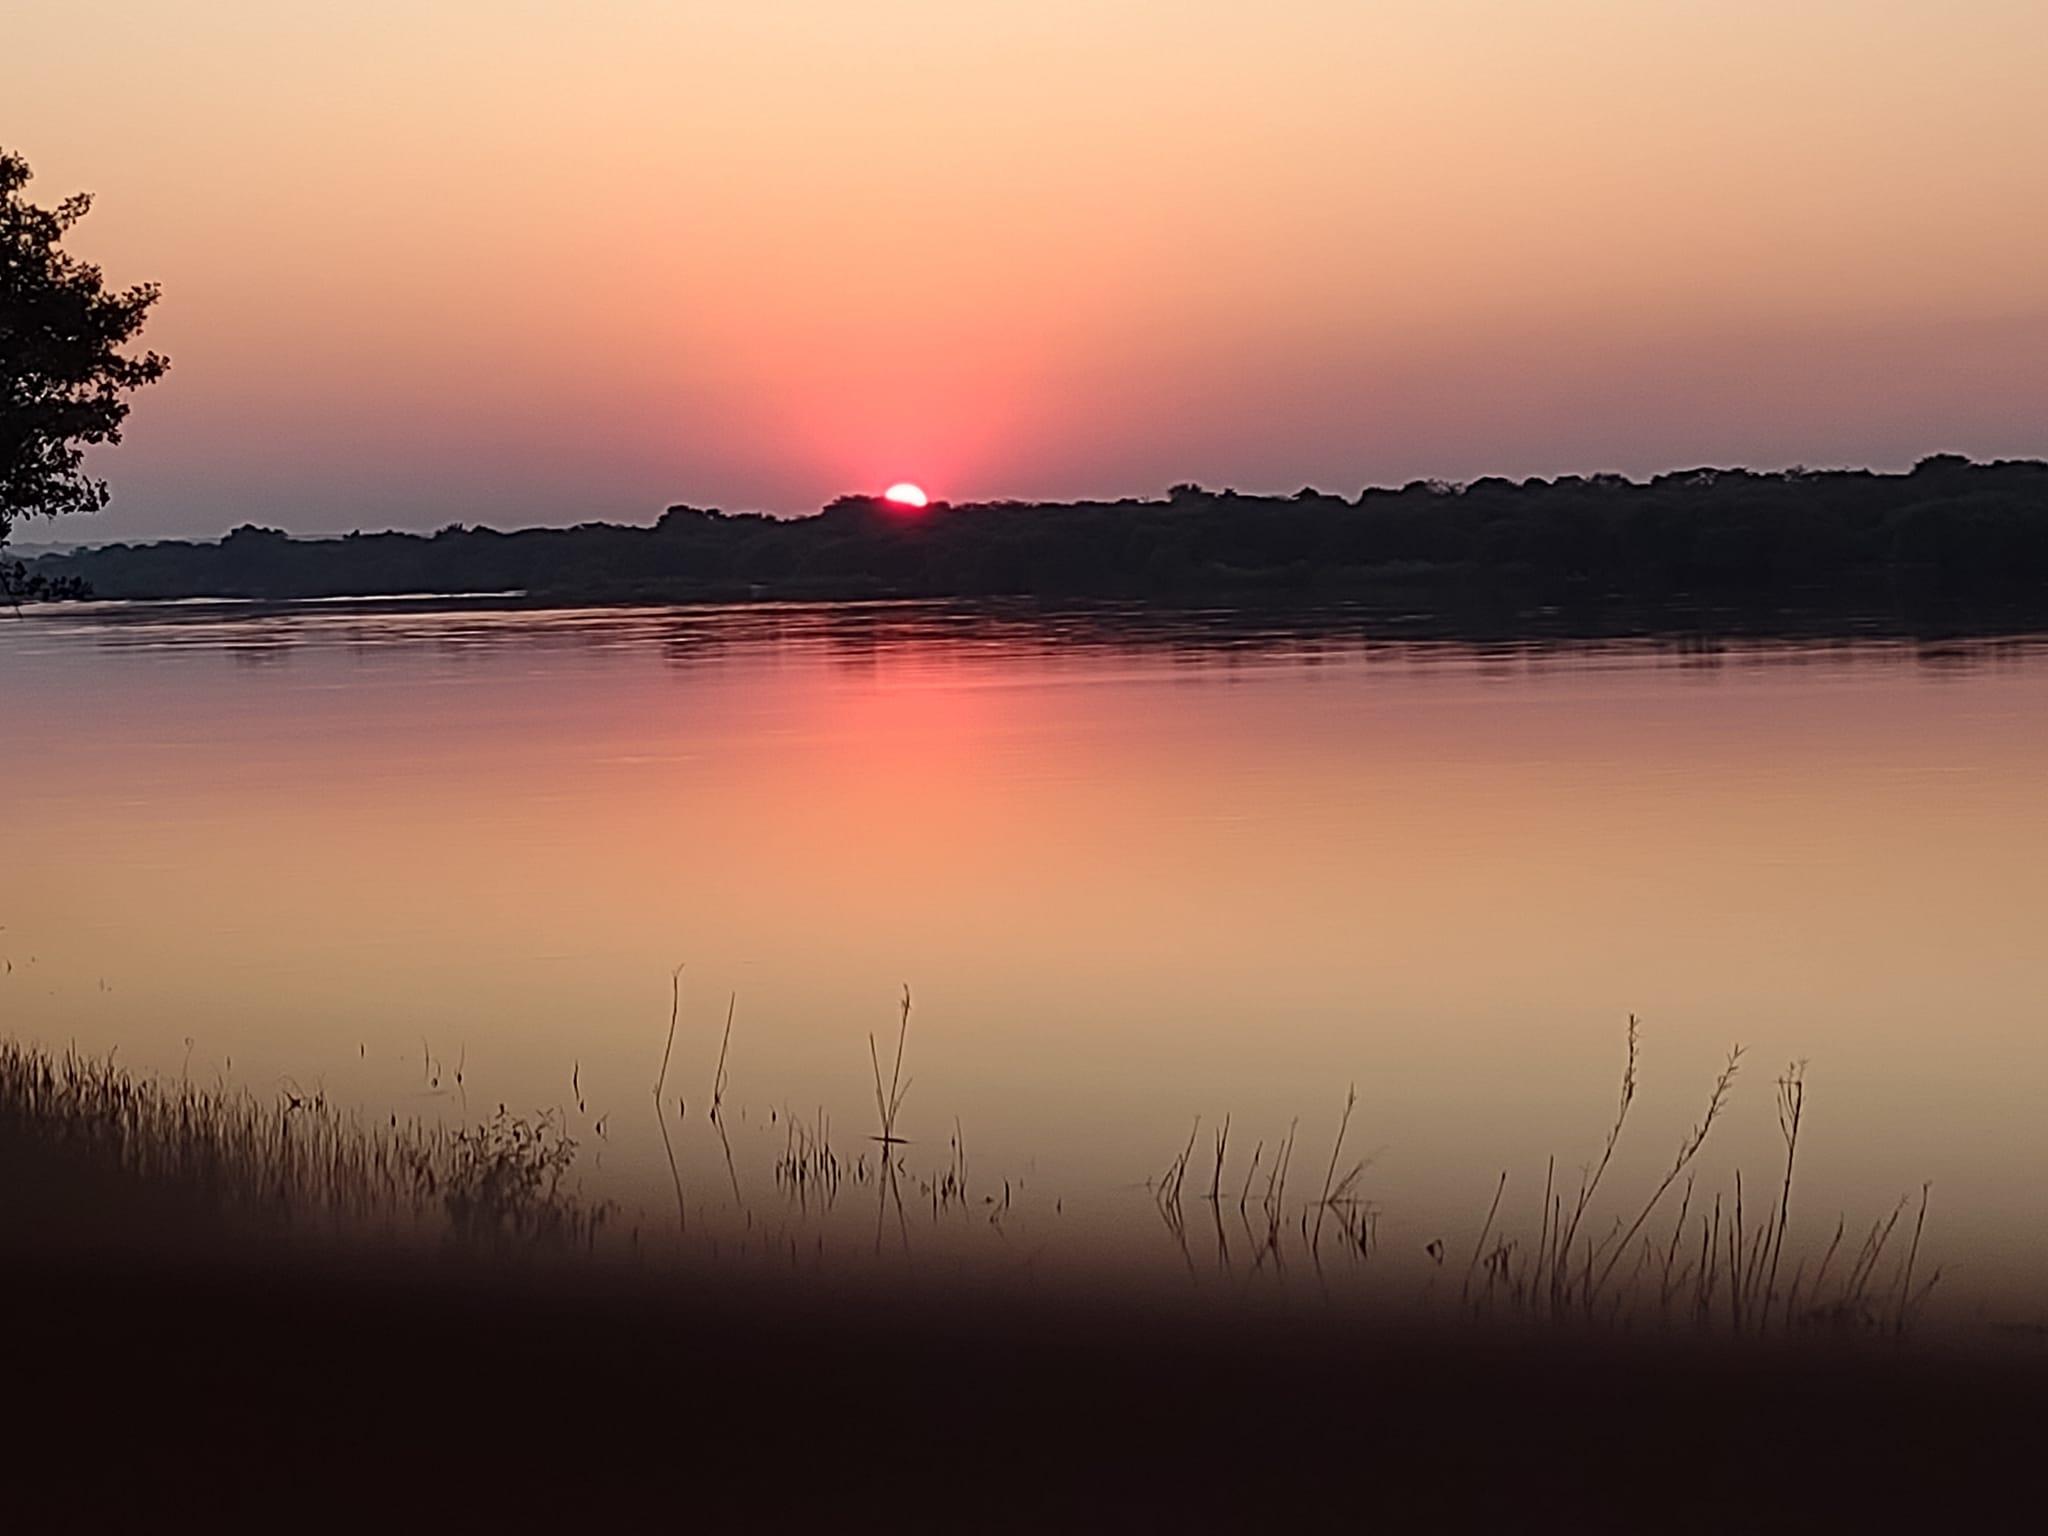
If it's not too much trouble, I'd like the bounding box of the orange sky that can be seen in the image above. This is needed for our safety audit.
[8,1,2047,536]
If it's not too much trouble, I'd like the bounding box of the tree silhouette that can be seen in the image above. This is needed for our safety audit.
[24,455,2048,621]
[1,147,167,558]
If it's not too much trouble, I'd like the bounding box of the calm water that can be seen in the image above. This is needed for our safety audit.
[7,599,2048,1317]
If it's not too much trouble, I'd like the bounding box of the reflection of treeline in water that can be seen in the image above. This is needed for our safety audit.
[21,454,2048,616]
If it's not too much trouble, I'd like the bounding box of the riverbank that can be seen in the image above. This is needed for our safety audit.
[5,1037,2042,1526]
[6,1210,2039,1527]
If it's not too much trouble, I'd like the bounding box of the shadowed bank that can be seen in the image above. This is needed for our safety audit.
[8,1250,2037,1529]
[3,1037,2040,1529]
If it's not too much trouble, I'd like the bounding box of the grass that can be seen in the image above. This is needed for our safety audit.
[1474,1038,1950,1337]
[868,984,913,1148]
[0,1038,607,1255]
[0,1001,2019,1530]
[1,1000,1948,1342]
[1145,1020,1945,1339]
[773,1104,845,1208]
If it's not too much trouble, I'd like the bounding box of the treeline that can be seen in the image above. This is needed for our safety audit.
[19,455,2048,618]
[1,558,90,602]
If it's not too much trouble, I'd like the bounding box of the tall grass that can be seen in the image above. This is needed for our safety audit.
[3,1002,1947,1342]
[0,1040,607,1253]
[1451,1032,1934,1336]
[1154,1022,1943,1338]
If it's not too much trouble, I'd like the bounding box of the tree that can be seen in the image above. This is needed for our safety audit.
[1,147,168,554]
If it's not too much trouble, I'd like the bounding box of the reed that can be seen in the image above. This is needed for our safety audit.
[869,986,913,1147]
[0,1039,607,1252]
[1445,1027,1936,1337]
[1156,1019,1943,1340]
[3,996,1947,1344]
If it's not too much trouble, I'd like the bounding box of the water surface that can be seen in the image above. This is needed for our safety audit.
[7,600,2046,1316]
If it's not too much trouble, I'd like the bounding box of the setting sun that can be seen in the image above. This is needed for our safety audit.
[882,482,929,509]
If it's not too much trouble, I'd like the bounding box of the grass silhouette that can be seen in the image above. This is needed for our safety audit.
[0,1007,1944,1341]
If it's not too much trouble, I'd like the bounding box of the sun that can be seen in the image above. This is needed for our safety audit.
[882,481,929,509]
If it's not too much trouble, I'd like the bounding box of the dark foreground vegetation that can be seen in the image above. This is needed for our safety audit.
[4,1037,2041,1529]
[13,1244,2038,1530]
[19,455,2048,631]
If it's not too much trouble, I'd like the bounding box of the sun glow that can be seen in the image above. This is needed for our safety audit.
[883,482,929,509]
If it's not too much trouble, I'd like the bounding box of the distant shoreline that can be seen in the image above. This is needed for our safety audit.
[14,455,2048,636]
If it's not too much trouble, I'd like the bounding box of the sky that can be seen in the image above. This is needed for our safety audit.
[8,0,2047,538]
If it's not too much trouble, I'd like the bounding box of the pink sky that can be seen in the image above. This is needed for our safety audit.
[9,1,2047,537]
